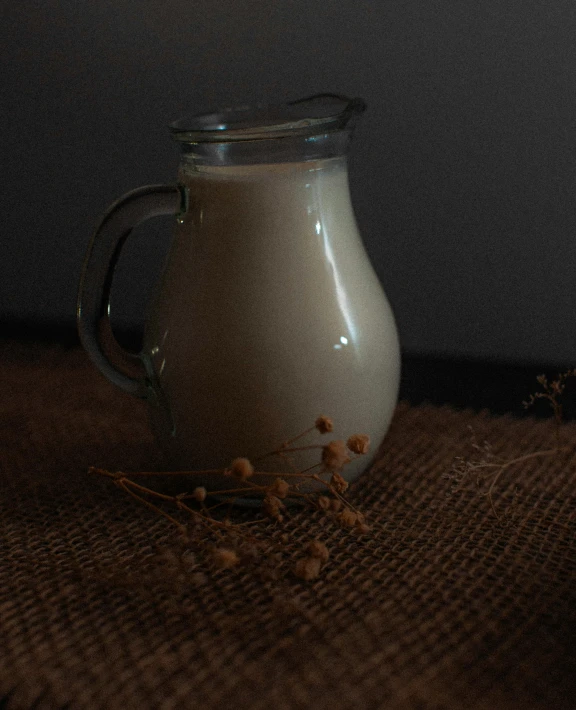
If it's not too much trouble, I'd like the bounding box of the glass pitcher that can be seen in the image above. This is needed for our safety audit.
[77,94,400,491]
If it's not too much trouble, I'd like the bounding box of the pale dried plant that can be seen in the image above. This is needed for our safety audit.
[90,416,371,581]
[523,369,576,443]
[452,371,576,520]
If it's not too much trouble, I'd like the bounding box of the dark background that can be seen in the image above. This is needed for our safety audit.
[2,0,576,407]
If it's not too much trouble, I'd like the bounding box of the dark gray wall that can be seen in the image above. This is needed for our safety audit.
[3,0,576,364]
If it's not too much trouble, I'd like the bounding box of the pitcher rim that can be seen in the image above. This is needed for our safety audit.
[170,93,366,143]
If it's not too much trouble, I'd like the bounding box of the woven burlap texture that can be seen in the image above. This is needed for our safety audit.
[1,341,576,710]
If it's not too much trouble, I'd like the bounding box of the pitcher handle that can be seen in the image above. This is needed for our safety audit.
[77,184,185,397]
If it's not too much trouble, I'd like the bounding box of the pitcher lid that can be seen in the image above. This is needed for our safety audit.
[170,93,366,142]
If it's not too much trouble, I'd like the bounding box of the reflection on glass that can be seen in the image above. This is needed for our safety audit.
[319,220,356,347]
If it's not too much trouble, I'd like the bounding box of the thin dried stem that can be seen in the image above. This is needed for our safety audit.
[250,469,322,479]
[314,476,363,515]
[117,481,186,534]
[465,446,569,520]
[254,425,320,462]
[114,468,224,477]
[120,478,177,502]
[277,445,323,453]
[181,485,268,499]
[118,477,242,534]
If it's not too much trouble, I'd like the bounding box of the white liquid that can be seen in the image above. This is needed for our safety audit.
[143,157,400,487]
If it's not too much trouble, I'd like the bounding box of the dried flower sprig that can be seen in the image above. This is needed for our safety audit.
[89,417,371,580]
[523,370,576,426]
[452,370,576,519]
[452,444,563,520]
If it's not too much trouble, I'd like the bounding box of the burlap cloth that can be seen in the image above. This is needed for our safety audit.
[2,340,576,710]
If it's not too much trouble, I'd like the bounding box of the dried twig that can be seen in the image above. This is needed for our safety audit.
[453,369,576,519]
[90,417,371,580]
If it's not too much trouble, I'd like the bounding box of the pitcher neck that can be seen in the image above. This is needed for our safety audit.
[177,131,353,169]
[178,154,349,180]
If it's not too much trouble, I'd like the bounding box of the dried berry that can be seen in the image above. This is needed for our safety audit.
[192,486,207,502]
[294,556,322,581]
[229,457,254,481]
[329,498,343,513]
[263,494,285,521]
[307,540,330,562]
[315,415,334,434]
[271,477,290,499]
[330,471,349,494]
[337,508,358,527]
[211,548,239,569]
[346,434,370,455]
[321,440,350,471]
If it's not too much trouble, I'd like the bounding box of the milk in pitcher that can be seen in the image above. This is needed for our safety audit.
[143,156,400,481]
